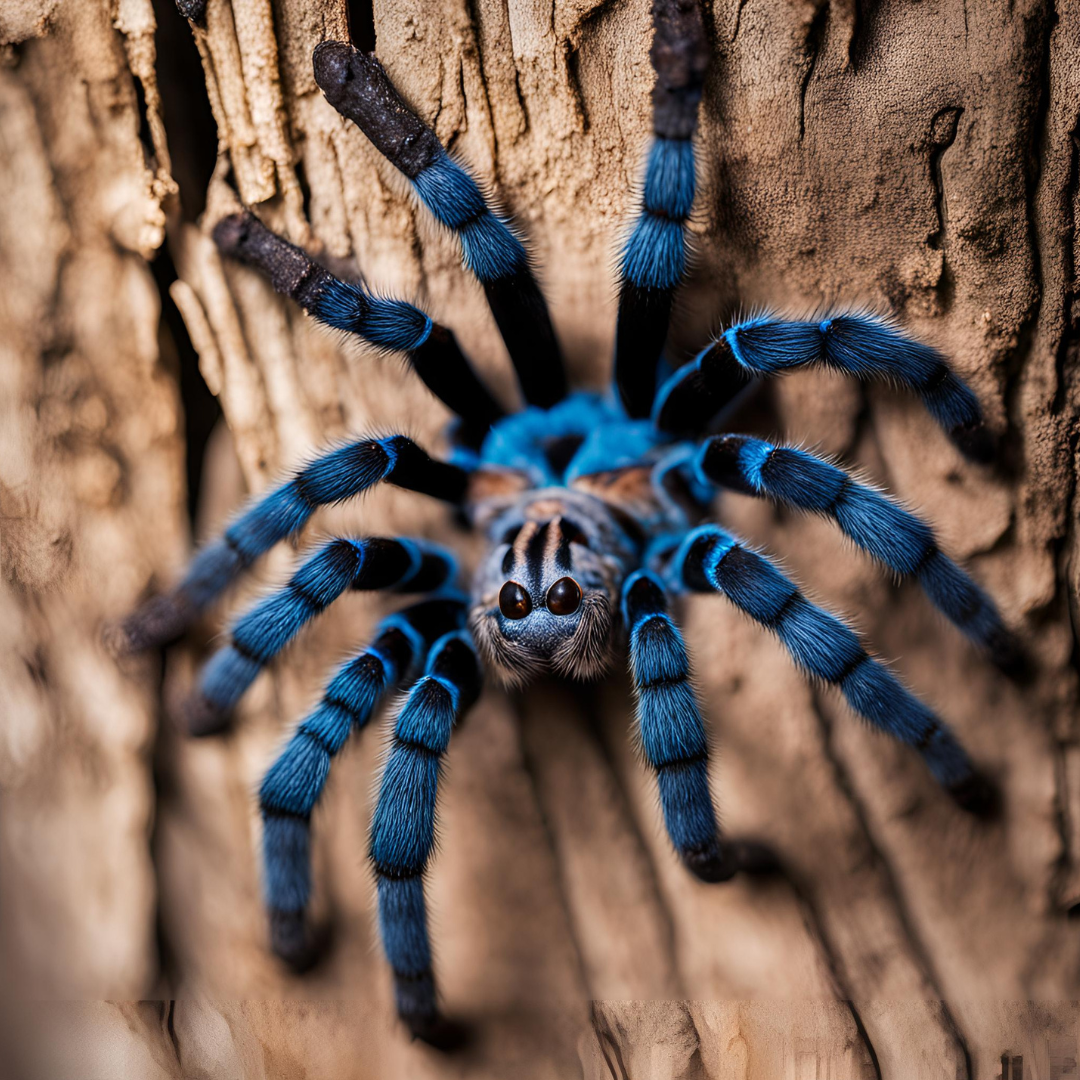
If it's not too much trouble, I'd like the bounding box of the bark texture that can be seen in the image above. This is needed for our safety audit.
[3,0,1080,1077]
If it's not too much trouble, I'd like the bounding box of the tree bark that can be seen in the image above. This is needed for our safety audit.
[3,0,1080,1077]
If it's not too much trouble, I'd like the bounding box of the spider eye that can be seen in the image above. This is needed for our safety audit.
[499,581,532,620]
[546,577,582,616]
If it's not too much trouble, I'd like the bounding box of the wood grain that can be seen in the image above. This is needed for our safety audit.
[2,0,1080,1077]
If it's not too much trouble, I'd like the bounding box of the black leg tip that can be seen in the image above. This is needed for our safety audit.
[180,691,232,737]
[682,840,736,882]
[950,420,996,465]
[312,40,358,100]
[212,211,254,259]
[269,909,323,973]
[682,838,781,882]
[404,1014,472,1051]
[106,592,195,655]
[948,771,1002,820]
[989,632,1032,684]
[174,0,207,25]
[394,971,469,1050]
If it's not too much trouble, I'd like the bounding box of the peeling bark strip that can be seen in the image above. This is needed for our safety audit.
[3,0,1080,1076]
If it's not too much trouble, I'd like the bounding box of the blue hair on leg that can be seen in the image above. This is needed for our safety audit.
[120,438,399,653]
[263,816,311,916]
[672,525,995,813]
[189,539,364,734]
[258,599,464,972]
[310,41,564,412]
[916,550,1019,671]
[411,148,564,408]
[369,631,480,1039]
[121,435,472,657]
[186,537,455,736]
[720,313,993,461]
[620,138,696,292]
[308,280,433,353]
[411,151,527,283]
[377,876,434,1021]
[615,0,708,421]
[695,435,1018,667]
[622,570,735,881]
[411,151,526,283]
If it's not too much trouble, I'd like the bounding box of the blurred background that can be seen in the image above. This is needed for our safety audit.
[1,0,1079,1076]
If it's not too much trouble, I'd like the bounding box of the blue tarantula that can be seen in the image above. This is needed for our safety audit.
[122,0,1018,1045]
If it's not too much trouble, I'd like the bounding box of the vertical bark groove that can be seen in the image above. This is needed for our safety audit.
[4,0,1080,1075]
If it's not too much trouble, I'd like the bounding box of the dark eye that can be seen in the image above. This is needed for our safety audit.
[546,577,582,616]
[499,581,532,620]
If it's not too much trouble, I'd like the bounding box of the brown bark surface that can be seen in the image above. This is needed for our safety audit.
[3,0,1080,1077]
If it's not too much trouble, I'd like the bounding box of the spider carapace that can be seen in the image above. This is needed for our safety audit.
[121,0,1020,1044]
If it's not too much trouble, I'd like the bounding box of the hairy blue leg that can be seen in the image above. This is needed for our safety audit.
[259,595,466,968]
[615,0,709,418]
[119,434,469,653]
[311,42,565,408]
[185,538,456,735]
[695,435,1019,670]
[672,525,995,813]
[369,631,481,1040]
[713,313,993,461]
[212,212,504,440]
[622,571,735,881]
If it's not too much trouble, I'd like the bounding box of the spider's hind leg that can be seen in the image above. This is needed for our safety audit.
[623,570,778,880]
[259,596,466,970]
[369,628,482,1045]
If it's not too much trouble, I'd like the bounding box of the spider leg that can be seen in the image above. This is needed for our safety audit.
[652,340,756,437]
[312,42,566,409]
[615,0,709,419]
[695,435,1020,671]
[259,595,466,969]
[185,537,456,735]
[670,525,996,815]
[118,435,469,653]
[369,629,482,1044]
[623,570,741,881]
[657,313,993,461]
[213,210,505,436]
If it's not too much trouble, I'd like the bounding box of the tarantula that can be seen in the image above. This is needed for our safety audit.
[121,0,1018,1045]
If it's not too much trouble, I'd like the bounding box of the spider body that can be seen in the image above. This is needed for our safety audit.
[467,392,689,683]
[121,0,1021,1044]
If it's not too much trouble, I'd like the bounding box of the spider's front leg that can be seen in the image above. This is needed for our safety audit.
[670,525,997,815]
[655,313,994,463]
[311,41,566,408]
[185,536,456,736]
[116,433,468,657]
[369,628,482,1046]
[622,569,777,881]
[212,210,506,439]
[260,596,466,969]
